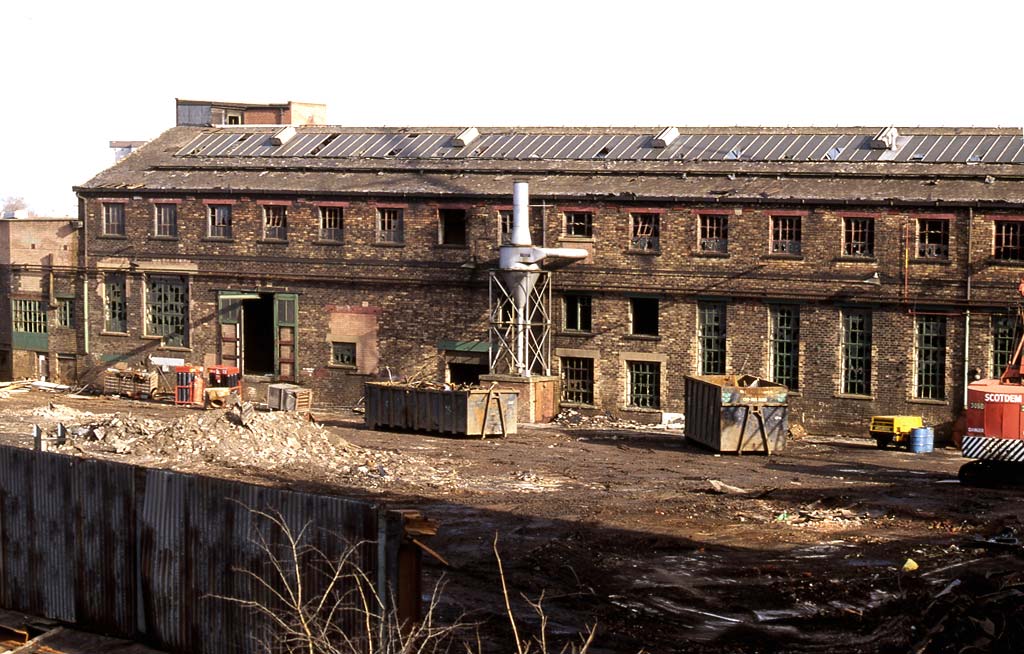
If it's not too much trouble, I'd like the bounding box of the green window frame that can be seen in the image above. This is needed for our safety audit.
[627,361,660,408]
[915,315,946,400]
[992,313,1021,377]
[698,302,726,375]
[104,274,127,333]
[841,309,872,395]
[146,275,189,347]
[770,305,799,390]
[331,342,356,367]
[12,299,47,334]
[560,357,594,405]
[57,298,74,328]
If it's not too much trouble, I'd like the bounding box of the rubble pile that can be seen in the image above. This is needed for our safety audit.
[47,404,462,490]
[554,408,666,430]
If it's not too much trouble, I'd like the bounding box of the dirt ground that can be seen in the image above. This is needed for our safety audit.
[1,389,1022,653]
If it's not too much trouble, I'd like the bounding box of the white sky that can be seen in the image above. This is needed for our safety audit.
[1,0,1021,216]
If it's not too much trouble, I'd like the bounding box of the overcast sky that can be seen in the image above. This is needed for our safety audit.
[2,0,1021,216]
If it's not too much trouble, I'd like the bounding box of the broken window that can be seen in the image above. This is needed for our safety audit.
[319,206,344,242]
[439,208,467,246]
[146,275,189,347]
[560,357,594,405]
[699,214,728,253]
[208,204,233,239]
[770,305,799,390]
[917,218,949,258]
[842,310,871,395]
[104,274,127,333]
[915,315,946,400]
[992,313,1021,377]
[263,205,287,240]
[377,208,404,244]
[563,294,592,332]
[564,211,593,238]
[498,210,514,244]
[770,215,801,255]
[698,302,726,374]
[331,342,357,367]
[630,297,659,336]
[843,216,874,257]
[994,221,1024,261]
[57,298,73,328]
[154,203,178,238]
[630,213,660,251]
[103,203,126,236]
[627,361,660,408]
[11,299,46,334]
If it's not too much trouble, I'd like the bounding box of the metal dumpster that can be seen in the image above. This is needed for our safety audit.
[684,374,788,453]
[364,382,518,437]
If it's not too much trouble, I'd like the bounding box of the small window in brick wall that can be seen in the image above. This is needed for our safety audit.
[630,297,659,336]
[331,342,357,367]
[319,207,344,242]
[58,298,74,328]
[994,221,1024,261]
[843,216,874,257]
[208,205,233,239]
[498,210,514,245]
[564,212,593,238]
[103,203,126,236]
[154,204,178,238]
[917,218,949,259]
[439,208,467,246]
[263,205,287,240]
[563,295,592,332]
[377,208,404,244]
[770,215,801,255]
[699,214,728,253]
[630,213,660,251]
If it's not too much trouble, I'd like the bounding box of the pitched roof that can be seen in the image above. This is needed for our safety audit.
[76,126,1024,207]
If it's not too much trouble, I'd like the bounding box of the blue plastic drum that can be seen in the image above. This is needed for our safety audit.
[908,427,934,453]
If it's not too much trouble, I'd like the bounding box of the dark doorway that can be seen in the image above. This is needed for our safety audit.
[449,362,489,385]
[243,294,275,375]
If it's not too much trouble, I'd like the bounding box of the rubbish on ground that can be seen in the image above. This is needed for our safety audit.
[902,558,919,572]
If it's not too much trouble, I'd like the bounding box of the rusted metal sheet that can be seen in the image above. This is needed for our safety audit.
[365,382,518,436]
[685,375,789,453]
[0,446,414,654]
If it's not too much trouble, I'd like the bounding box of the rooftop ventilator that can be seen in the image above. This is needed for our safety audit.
[489,182,588,377]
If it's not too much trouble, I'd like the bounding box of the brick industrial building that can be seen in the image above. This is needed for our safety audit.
[9,108,1024,435]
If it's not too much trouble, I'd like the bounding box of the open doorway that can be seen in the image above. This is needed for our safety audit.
[242,294,274,375]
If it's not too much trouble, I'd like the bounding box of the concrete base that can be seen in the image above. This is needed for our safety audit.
[479,374,559,424]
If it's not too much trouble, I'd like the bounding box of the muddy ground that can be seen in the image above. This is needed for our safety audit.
[1,389,1022,653]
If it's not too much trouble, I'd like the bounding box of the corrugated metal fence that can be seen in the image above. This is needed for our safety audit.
[0,445,406,653]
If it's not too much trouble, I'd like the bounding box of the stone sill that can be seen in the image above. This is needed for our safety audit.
[908,397,948,406]
[833,393,875,401]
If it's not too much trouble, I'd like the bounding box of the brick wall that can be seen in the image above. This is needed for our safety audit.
[74,193,1024,435]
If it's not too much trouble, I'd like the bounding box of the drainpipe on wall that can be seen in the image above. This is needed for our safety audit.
[963,207,974,407]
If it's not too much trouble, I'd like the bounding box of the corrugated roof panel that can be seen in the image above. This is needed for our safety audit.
[610,135,649,159]
[509,134,549,158]
[323,133,369,157]
[281,132,331,157]
[556,134,595,159]
[891,134,927,162]
[924,135,967,163]
[810,135,844,160]
[675,134,713,160]
[773,135,811,160]
[526,134,561,158]
[948,135,983,163]
[493,133,528,157]
[715,134,746,160]
[200,133,242,156]
[967,134,1001,163]
[1000,138,1024,163]
[660,133,700,160]
[792,135,827,160]
[693,134,729,160]
[410,133,449,157]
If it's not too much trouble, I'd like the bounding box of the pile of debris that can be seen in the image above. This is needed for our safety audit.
[42,403,462,491]
[554,408,675,430]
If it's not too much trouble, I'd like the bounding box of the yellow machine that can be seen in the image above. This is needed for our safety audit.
[869,415,924,449]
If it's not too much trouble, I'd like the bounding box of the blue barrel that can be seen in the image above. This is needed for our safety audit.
[908,427,934,453]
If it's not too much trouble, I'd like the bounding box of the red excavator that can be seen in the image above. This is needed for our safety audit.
[961,280,1024,484]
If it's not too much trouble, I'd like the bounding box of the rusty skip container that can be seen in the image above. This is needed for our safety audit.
[684,374,788,453]
[364,382,518,437]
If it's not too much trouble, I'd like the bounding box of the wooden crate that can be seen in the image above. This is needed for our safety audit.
[103,369,158,399]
